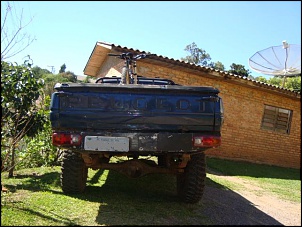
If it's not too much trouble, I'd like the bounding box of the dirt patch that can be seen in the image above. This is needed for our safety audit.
[206,170,301,226]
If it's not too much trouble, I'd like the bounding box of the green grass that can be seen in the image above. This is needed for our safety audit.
[1,157,301,226]
[1,166,209,226]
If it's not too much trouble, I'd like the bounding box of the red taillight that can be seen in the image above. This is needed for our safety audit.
[193,136,221,148]
[52,133,82,146]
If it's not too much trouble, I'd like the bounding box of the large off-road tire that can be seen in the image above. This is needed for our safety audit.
[177,152,206,204]
[61,150,88,194]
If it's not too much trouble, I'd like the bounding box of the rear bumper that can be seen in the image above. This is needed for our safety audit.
[54,131,220,153]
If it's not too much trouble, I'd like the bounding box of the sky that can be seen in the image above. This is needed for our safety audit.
[1,1,301,79]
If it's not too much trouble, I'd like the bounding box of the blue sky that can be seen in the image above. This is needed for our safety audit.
[1,1,301,79]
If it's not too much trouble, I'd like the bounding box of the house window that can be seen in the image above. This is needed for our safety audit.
[261,105,292,134]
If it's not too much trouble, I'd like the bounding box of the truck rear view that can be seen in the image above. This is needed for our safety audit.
[50,53,224,204]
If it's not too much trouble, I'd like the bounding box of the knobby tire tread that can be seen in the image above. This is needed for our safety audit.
[61,150,88,194]
[177,152,206,204]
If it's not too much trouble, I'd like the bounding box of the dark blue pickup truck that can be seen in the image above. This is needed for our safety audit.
[50,76,224,203]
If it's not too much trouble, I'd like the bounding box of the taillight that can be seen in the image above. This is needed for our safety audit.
[193,136,221,148]
[52,133,82,146]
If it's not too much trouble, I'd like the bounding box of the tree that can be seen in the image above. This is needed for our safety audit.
[1,1,36,60]
[1,60,46,177]
[267,76,283,87]
[83,75,94,83]
[213,61,225,71]
[181,43,226,71]
[41,71,78,97]
[181,42,212,66]
[32,66,52,78]
[19,96,61,169]
[284,76,301,92]
[61,71,77,82]
[254,75,301,92]
[255,76,268,83]
[228,63,252,78]
[59,63,66,73]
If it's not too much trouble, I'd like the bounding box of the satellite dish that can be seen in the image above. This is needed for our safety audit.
[249,41,301,87]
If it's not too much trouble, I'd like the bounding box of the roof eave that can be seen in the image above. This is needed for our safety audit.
[83,41,113,77]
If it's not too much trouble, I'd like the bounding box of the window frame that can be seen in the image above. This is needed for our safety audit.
[261,104,293,134]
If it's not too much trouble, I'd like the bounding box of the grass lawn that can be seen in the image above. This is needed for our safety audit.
[1,157,300,226]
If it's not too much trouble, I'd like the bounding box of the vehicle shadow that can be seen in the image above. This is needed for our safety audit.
[1,168,284,225]
[85,169,283,225]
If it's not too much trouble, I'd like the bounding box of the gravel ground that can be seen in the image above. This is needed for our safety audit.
[199,174,301,226]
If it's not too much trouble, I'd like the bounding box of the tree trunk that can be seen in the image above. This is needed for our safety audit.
[8,146,15,178]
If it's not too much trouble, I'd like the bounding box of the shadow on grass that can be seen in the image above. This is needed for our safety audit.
[74,169,283,225]
[2,171,61,193]
[2,167,284,225]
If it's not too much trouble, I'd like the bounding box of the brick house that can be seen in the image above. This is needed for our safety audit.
[83,41,301,169]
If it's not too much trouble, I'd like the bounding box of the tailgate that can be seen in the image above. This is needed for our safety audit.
[50,84,222,132]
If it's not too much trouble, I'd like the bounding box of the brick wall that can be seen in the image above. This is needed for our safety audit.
[99,60,301,169]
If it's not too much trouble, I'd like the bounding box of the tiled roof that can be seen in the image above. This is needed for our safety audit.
[84,41,300,99]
